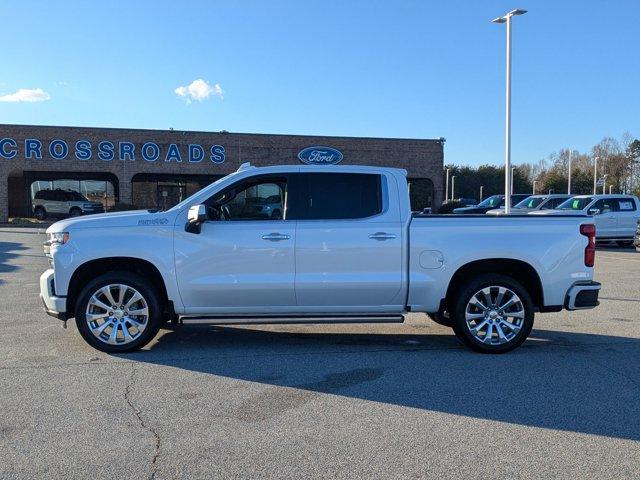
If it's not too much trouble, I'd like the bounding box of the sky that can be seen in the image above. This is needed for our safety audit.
[1,0,638,167]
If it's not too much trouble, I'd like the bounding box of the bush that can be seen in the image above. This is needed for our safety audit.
[437,201,464,214]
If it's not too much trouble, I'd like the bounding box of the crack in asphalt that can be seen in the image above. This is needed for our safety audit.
[125,362,161,480]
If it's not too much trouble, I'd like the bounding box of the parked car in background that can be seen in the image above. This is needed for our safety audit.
[452,194,531,214]
[486,194,573,215]
[531,194,640,246]
[32,189,105,220]
[453,197,478,207]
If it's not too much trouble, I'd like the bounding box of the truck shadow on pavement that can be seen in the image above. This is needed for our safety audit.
[123,324,640,441]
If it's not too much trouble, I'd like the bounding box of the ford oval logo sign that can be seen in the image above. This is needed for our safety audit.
[298,146,344,165]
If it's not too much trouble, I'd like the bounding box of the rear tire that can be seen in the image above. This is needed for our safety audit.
[616,240,634,247]
[451,274,534,354]
[34,207,47,220]
[69,207,82,217]
[74,271,162,353]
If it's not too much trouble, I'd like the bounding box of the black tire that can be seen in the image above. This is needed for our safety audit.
[427,311,453,327]
[34,206,47,220]
[616,240,634,247]
[451,274,534,354]
[74,271,162,353]
[69,207,82,217]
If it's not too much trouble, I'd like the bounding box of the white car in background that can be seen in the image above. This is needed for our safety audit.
[32,189,105,220]
[486,194,573,215]
[531,194,640,246]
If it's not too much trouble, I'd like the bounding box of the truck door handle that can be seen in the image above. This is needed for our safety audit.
[369,232,397,241]
[262,233,290,241]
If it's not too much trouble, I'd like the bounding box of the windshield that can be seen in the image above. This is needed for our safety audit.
[557,197,593,210]
[168,172,239,212]
[514,196,544,209]
[477,195,503,208]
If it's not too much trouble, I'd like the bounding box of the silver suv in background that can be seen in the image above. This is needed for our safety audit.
[531,194,640,246]
[486,194,573,215]
[32,189,105,220]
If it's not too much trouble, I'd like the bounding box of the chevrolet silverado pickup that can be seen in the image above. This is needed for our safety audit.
[40,163,601,354]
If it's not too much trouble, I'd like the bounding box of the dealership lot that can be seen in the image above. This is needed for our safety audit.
[1,228,639,479]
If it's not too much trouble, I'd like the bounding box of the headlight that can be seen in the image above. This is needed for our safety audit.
[45,232,70,247]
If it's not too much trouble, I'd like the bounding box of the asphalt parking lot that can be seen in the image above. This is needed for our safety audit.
[1,227,639,479]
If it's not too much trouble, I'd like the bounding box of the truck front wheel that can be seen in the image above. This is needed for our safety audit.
[451,274,534,354]
[74,272,162,353]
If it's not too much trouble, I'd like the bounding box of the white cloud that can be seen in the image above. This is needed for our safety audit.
[174,79,223,104]
[0,88,51,103]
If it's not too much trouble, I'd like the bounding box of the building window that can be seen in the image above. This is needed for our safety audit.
[408,178,434,211]
[30,179,116,215]
[131,174,221,211]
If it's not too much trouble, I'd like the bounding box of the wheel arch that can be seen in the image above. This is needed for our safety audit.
[444,258,544,310]
[67,257,170,318]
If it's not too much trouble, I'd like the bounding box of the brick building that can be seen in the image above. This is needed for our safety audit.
[0,124,444,222]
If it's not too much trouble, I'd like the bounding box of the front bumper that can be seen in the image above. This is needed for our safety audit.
[39,269,69,320]
[565,281,601,310]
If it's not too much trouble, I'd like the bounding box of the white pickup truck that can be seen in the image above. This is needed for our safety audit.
[40,164,601,354]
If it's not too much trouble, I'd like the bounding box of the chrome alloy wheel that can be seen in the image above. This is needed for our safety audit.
[85,284,149,346]
[465,286,524,345]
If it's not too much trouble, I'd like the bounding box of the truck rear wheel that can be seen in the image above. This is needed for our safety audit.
[451,274,534,354]
[74,272,162,353]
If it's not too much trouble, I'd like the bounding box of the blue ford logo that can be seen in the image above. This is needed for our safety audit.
[298,146,343,165]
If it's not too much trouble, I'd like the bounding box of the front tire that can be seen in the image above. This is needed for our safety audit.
[69,207,82,217]
[451,274,534,354]
[74,272,162,353]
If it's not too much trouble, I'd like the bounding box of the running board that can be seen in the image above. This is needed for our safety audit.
[180,314,405,325]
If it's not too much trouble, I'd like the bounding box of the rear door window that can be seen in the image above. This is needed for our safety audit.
[292,173,383,220]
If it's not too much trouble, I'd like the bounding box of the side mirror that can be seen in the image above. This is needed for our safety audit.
[186,204,207,233]
[588,208,600,216]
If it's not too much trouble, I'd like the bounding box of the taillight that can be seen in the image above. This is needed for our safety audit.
[580,224,596,267]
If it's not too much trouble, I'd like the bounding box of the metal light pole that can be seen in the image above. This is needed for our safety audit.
[602,174,608,195]
[593,156,598,194]
[445,168,450,202]
[480,185,484,202]
[533,180,537,194]
[451,176,456,201]
[609,185,613,194]
[568,149,573,194]
[492,9,527,214]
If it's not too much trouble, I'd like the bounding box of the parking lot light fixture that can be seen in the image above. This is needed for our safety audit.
[602,174,608,195]
[492,8,528,214]
[593,156,599,194]
[480,185,484,201]
[451,176,456,201]
[533,180,537,194]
